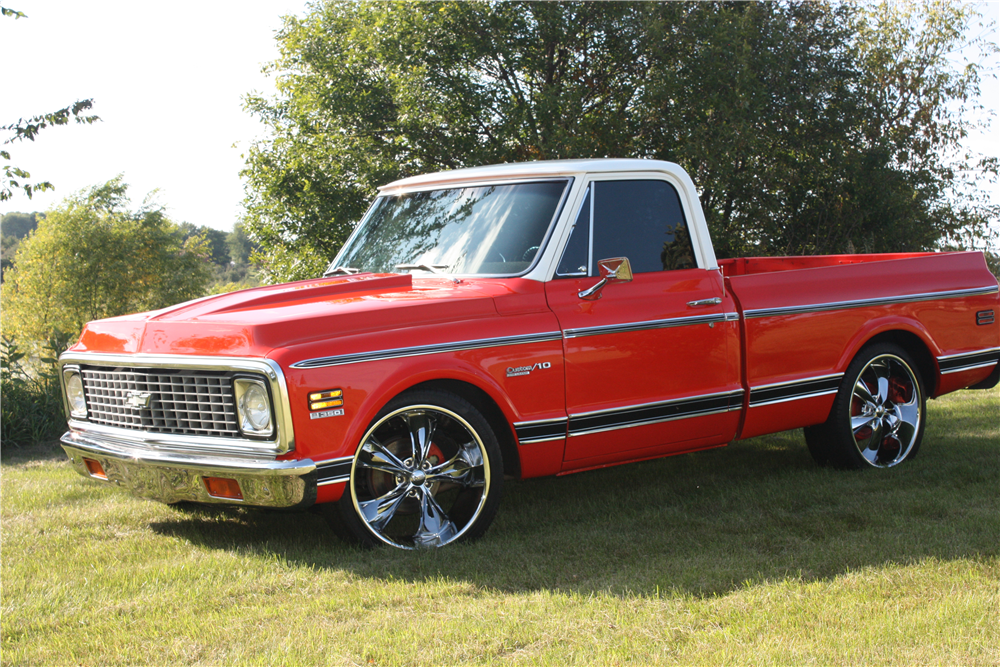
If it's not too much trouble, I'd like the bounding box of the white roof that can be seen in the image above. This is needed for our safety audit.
[365,158,718,274]
[378,158,689,193]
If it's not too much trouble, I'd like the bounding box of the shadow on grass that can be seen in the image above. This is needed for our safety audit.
[1,439,68,465]
[149,409,1000,598]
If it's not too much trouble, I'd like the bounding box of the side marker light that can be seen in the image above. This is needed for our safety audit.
[309,389,344,411]
[203,477,243,500]
[83,458,107,479]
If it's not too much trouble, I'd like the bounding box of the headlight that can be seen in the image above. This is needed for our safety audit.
[234,377,274,437]
[63,369,87,419]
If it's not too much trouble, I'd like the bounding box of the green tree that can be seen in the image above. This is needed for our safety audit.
[173,222,261,292]
[242,1,653,281]
[639,1,998,258]
[177,222,232,267]
[1,234,20,279]
[226,221,257,267]
[242,1,997,283]
[1,211,41,279]
[0,211,40,239]
[1,178,213,343]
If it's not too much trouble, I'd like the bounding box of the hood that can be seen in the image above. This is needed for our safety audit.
[72,273,503,357]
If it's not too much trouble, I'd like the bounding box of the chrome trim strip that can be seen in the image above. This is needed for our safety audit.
[567,389,744,437]
[937,347,1000,374]
[724,312,741,322]
[315,455,355,466]
[513,417,570,427]
[940,361,1000,375]
[564,312,736,339]
[748,374,844,408]
[514,416,568,444]
[57,352,295,456]
[743,286,999,319]
[291,331,564,369]
[64,420,284,459]
[60,431,314,474]
[315,456,353,485]
[516,435,567,445]
[751,373,844,390]
[749,389,840,408]
[936,346,1000,361]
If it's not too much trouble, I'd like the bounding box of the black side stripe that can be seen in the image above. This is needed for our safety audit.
[938,348,1000,374]
[514,418,568,444]
[316,457,353,485]
[568,390,744,437]
[748,375,843,408]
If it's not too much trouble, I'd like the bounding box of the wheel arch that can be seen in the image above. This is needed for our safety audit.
[401,379,521,480]
[849,329,938,396]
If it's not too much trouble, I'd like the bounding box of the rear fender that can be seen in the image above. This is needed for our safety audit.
[835,316,940,395]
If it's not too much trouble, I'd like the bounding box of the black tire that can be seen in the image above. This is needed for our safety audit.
[327,389,503,549]
[804,343,926,470]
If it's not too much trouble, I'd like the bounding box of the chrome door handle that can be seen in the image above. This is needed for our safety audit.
[687,297,722,307]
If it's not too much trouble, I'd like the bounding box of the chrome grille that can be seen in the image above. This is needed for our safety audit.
[81,367,240,437]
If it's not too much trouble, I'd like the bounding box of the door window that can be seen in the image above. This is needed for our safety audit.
[556,188,590,277]
[556,180,696,277]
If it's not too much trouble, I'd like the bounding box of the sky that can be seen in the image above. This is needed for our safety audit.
[1,0,999,236]
[1,0,306,231]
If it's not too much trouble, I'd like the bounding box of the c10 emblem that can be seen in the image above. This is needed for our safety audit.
[506,361,552,378]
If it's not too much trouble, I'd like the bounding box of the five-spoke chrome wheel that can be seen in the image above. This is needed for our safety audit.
[805,343,926,470]
[848,354,922,467]
[332,391,503,549]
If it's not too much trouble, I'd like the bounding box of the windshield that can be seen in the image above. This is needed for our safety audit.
[328,180,569,276]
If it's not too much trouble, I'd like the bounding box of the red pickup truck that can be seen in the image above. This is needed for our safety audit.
[58,159,999,549]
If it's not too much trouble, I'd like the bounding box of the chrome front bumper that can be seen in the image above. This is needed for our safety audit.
[60,430,319,509]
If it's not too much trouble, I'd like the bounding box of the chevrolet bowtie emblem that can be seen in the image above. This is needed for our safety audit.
[125,390,152,409]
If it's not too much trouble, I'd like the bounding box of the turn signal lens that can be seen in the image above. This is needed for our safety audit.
[83,458,107,479]
[308,389,342,401]
[310,399,344,410]
[203,477,243,500]
[309,389,343,411]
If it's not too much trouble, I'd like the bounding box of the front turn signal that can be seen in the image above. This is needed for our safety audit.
[309,388,344,411]
[83,458,107,479]
[203,477,243,500]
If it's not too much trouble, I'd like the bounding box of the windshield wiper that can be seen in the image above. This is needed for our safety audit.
[394,263,450,274]
[324,266,361,276]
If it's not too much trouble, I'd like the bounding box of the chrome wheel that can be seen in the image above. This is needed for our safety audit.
[848,354,922,468]
[349,402,494,549]
[805,342,927,470]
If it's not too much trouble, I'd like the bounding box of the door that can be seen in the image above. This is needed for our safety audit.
[544,178,742,466]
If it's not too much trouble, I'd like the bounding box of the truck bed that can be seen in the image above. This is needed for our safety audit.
[718,252,939,276]
[723,250,999,438]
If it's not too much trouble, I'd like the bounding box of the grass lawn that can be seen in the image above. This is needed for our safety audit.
[2,387,998,665]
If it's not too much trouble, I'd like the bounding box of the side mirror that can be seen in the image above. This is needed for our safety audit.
[578,257,633,300]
